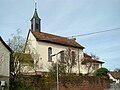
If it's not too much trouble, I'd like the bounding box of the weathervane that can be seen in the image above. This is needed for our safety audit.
[35,0,37,10]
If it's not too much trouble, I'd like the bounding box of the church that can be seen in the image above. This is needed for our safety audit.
[22,4,104,76]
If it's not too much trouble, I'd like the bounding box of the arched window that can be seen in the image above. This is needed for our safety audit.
[60,51,64,62]
[48,47,52,61]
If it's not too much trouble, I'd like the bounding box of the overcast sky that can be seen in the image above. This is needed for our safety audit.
[0,0,120,71]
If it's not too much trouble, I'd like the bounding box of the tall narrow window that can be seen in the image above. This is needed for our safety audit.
[48,47,52,61]
[36,23,39,29]
[31,24,33,30]
[72,51,75,63]
[61,51,64,62]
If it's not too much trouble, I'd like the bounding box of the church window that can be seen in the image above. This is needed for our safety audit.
[72,51,75,64]
[48,47,52,61]
[60,51,64,62]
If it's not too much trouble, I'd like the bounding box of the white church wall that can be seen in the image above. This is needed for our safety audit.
[25,31,84,74]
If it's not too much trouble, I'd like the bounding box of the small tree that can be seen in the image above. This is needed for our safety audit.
[94,68,109,80]
[8,29,26,90]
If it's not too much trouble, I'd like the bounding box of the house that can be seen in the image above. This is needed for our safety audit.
[108,71,120,83]
[23,7,104,75]
[0,36,12,90]
[81,53,104,75]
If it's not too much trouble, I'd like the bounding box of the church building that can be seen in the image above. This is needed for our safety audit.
[23,4,104,75]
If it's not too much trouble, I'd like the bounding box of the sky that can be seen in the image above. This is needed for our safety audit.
[0,0,120,71]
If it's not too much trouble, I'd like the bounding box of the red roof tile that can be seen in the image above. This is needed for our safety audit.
[31,31,84,49]
[82,53,104,64]
[110,72,120,79]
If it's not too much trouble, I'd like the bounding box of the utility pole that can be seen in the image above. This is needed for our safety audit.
[51,50,64,90]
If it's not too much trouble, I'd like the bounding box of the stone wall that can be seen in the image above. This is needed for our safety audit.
[57,76,110,90]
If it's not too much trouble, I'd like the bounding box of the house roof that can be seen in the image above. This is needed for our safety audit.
[110,71,120,79]
[0,36,13,53]
[15,53,33,63]
[31,31,84,49]
[84,53,92,58]
[82,53,104,64]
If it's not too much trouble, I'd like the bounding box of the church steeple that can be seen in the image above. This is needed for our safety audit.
[31,1,41,32]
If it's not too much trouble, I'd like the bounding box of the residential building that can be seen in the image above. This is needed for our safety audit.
[0,36,12,90]
[81,53,104,75]
[108,71,120,83]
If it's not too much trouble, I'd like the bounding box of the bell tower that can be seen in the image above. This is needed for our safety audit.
[31,1,41,32]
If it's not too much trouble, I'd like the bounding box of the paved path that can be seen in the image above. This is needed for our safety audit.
[109,83,120,90]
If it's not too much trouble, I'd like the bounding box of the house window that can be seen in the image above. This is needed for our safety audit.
[72,51,75,63]
[93,64,99,69]
[60,51,64,62]
[48,47,52,61]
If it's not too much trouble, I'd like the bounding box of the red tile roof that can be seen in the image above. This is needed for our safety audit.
[82,53,104,64]
[31,31,84,49]
[84,53,92,58]
[110,72,120,79]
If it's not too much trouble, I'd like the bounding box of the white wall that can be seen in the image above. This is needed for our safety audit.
[0,41,10,77]
[25,31,84,74]
[80,63,102,75]
[25,31,103,75]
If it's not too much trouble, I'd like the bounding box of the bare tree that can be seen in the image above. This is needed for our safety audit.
[24,38,44,74]
[8,29,25,53]
[8,29,26,89]
[8,29,45,90]
[49,47,78,76]
[63,48,78,75]
[114,68,120,72]
[82,53,100,75]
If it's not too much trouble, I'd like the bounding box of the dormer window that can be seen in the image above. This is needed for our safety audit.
[48,47,52,61]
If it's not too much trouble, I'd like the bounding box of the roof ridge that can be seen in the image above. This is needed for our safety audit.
[31,31,84,49]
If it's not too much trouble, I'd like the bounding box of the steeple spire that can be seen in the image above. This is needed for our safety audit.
[35,0,37,11]
[31,0,41,32]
